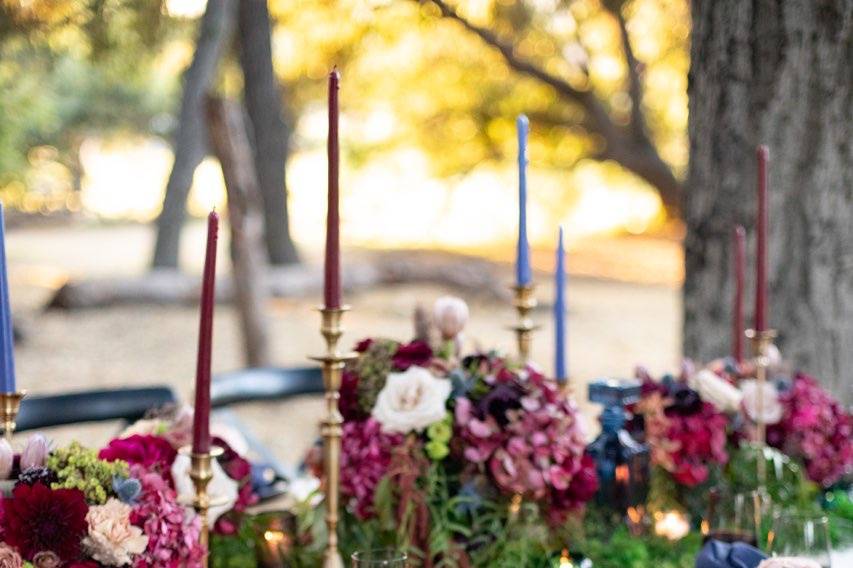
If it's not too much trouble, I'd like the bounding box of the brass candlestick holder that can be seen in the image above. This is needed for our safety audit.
[509,284,539,363]
[181,445,226,568]
[745,328,777,487]
[0,391,25,442]
[310,306,357,568]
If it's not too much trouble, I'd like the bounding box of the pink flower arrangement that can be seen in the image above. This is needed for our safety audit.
[767,373,852,487]
[0,413,260,566]
[633,374,729,486]
[454,360,595,519]
[339,418,404,519]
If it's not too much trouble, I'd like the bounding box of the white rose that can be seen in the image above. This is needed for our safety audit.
[688,369,743,412]
[372,366,452,433]
[172,453,239,524]
[433,296,469,340]
[740,379,783,425]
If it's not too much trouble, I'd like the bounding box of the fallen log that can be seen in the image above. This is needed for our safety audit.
[46,251,510,310]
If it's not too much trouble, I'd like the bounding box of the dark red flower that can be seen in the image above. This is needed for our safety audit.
[354,338,374,352]
[548,454,599,525]
[66,562,100,568]
[213,437,252,481]
[99,434,177,471]
[2,482,88,561]
[339,370,364,420]
[392,340,432,370]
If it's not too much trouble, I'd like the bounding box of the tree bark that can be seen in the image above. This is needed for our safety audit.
[237,0,299,265]
[150,0,236,269]
[205,97,271,367]
[685,0,853,404]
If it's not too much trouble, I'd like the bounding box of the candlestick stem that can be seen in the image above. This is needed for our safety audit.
[509,284,539,363]
[181,445,226,568]
[745,328,776,487]
[310,306,357,568]
[0,391,25,442]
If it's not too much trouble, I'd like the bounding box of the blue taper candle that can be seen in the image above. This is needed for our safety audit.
[554,226,567,383]
[515,115,532,286]
[0,204,16,393]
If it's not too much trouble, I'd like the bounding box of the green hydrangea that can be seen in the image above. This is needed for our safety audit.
[46,442,129,504]
[425,440,449,461]
[353,339,399,413]
[427,416,452,443]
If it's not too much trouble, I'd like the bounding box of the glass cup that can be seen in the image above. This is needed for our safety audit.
[703,488,771,548]
[829,518,853,566]
[351,549,408,567]
[768,513,832,568]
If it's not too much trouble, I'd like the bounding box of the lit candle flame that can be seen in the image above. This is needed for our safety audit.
[264,530,285,544]
[654,511,690,541]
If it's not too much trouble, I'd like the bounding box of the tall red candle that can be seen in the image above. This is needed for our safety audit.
[192,210,219,454]
[733,225,746,362]
[324,69,342,309]
[754,145,769,331]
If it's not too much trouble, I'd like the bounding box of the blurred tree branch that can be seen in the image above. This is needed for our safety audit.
[418,0,682,214]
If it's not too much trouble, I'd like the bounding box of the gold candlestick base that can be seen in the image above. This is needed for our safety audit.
[180,445,226,568]
[0,391,25,442]
[745,328,777,487]
[310,306,358,568]
[509,284,539,363]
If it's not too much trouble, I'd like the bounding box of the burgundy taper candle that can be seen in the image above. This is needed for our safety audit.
[323,69,342,309]
[733,225,746,362]
[192,210,219,454]
[754,145,769,331]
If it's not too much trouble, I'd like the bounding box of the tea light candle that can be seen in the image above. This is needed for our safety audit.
[654,510,690,540]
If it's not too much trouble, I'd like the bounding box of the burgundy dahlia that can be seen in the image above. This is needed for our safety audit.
[1,482,88,561]
[99,434,177,472]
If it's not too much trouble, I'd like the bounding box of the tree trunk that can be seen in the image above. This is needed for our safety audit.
[684,0,853,404]
[205,97,271,367]
[150,0,236,269]
[237,0,299,266]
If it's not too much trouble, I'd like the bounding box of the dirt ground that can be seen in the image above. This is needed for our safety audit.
[6,222,682,469]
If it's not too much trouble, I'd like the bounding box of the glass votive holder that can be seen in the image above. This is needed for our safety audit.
[253,511,298,568]
[351,549,408,567]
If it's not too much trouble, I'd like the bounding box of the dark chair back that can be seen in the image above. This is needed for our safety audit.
[16,387,177,432]
[210,366,324,407]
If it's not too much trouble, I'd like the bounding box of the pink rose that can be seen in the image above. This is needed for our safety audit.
[99,435,177,472]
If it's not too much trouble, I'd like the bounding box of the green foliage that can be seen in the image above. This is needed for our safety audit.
[726,444,818,509]
[46,441,128,504]
[210,517,258,568]
[577,504,700,568]
[353,339,399,412]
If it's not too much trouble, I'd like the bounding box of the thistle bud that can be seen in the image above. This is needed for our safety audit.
[20,433,49,470]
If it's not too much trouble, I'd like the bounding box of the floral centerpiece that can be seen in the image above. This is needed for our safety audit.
[0,406,258,567]
[629,357,852,518]
[297,298,598,565]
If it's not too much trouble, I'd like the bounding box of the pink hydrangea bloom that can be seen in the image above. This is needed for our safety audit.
[767,373,852,487]
[340,419,403,519]
[455,362,594,519]
[129,466,204,568]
